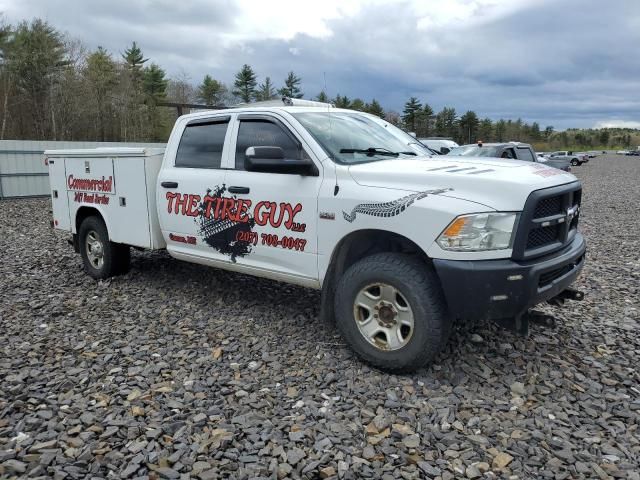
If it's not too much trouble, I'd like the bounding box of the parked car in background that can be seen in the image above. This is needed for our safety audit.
[418,137,459,154]
[447,142,571,171]
[626,150,640,156]
[616,150,630,155]
[548,151,588,166]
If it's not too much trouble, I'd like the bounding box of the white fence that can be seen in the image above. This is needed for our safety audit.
[0,140,165,199]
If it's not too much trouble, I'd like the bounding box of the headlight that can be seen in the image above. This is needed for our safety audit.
[437,212,519,251]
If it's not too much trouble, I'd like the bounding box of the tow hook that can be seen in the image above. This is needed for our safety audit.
[547,287,585,306]
[496,309,557,337]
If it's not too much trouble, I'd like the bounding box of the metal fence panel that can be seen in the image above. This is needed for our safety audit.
[0,140,166,199]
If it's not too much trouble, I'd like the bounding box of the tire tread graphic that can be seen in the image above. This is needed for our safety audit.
[342,188,452,223]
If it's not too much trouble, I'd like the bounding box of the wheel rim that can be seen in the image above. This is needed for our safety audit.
[353,283,414,351]
[85,230,104,269]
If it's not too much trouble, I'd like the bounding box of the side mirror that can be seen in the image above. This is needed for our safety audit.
[440,147,450,154]
[245,146,318,176]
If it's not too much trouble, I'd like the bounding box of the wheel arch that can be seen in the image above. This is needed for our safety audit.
[319,228,434,324]
[75,206,108,234]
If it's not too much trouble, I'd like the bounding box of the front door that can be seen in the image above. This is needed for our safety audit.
[223,113,322,281]
[157,114,234,263]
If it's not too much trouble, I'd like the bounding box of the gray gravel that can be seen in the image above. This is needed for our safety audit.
[1,155,639,479]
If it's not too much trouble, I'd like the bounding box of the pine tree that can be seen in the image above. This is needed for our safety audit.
[479,118,493,142]
[143,63,168,103]
[9,19,68,139]
[232,64,257,103]
[458,110,479,143]
[402,97,422,133]
[85,46,118,141]
[365,99,384,118]
[434,107,457,138]
[255,76,277,101]
[122,41,147,84]
[350,98,365,111]
[278,71,303,99]
[333,94,350,108]
[197,74,225,105]
[420,103,434,136]
[315,91,329,103]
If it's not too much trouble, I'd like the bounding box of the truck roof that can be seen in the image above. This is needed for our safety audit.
[44,147,166,157]
[177,106,359,121]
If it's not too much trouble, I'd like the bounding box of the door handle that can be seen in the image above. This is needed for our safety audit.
[228,186,250,194]
[161,181,178,188]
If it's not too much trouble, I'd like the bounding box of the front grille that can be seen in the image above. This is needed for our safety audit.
[527,224,560,249]
[534,196,563,218]
[512,182,582,260]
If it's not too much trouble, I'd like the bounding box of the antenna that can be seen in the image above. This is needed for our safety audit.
[324,72,339,196]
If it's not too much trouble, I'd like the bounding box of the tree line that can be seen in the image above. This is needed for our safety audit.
[0,17,637,150]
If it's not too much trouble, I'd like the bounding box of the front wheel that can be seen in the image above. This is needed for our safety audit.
[78,216,130,279]
[571,159,579,166]
[334,253,451,372]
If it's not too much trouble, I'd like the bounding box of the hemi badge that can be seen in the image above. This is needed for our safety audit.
[320,212,335,220]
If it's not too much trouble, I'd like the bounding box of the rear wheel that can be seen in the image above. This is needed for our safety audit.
[334,253,450,372]
[78,216,130,279]
[571,159,579,166]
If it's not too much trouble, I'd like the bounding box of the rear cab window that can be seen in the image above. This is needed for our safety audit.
[175,117,230,168]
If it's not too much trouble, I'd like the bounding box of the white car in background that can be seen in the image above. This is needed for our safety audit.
[418,137,459,155]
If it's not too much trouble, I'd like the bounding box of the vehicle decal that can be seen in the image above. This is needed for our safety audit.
[342,188,452,223]
[165,185,308,262]
[529,164,565,177]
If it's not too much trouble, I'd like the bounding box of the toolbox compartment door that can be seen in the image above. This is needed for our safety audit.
[47,156,72,231]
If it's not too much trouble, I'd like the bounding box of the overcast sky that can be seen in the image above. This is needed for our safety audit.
[1,0,639,129]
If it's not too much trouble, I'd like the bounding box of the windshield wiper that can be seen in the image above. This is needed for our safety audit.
[340,147,399,157]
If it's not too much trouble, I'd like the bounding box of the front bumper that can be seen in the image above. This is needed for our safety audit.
[433,233,586,321]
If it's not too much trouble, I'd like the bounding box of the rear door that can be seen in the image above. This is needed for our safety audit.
[223,113,322,280]
[47,155,72,231]
[157,114,233,263]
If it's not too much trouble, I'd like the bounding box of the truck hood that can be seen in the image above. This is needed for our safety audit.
[347,157,578,211]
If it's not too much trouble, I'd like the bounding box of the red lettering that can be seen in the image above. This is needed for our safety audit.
[254,201,271,226]
[283,203,303,230]
[221,198,236,221]
[174,193,189,215]
[202,195,217,219]
[269,202,286,228]
[186,194,201,217]
[236,199,252,223]
[166,192,177,213]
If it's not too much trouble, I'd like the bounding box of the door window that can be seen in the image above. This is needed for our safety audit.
[516,147,535,162]
[501,148,516,159]
[235,119,308,170]
[175,119,229,169]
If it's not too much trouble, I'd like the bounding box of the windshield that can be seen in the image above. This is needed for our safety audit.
[448,145,500,157]
[292,112,430,164]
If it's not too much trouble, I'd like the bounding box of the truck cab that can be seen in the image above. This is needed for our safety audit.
[47,102,586,372]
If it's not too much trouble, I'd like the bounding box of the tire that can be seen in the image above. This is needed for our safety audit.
[334,253,450,372]
[571,159,579,166]
[78,216,129,279]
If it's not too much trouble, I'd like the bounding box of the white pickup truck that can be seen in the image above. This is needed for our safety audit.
[46,100,586,371]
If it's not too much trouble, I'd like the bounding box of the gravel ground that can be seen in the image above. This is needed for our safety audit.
[1,155,639,480]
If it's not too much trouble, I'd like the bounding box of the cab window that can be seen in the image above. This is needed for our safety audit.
[501,148,516,159]
[516,147,535,162]
[235,119,309,170]
[175,119,229,168]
